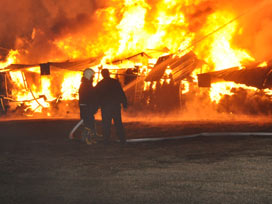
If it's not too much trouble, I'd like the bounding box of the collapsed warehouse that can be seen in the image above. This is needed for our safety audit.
[1,49,272,117]
[0,48,198,115]
[197,61,272,115]
[1,0,272,118]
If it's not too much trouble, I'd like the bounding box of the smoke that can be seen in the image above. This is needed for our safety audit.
[184,0,272,62]
[215,0,272,62]
[245,1,272,61]
[0,0,101,62]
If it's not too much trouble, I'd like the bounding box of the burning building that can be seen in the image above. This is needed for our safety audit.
[1,0,272,117]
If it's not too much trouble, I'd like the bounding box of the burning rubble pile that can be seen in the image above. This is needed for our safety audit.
[0,0,272,118]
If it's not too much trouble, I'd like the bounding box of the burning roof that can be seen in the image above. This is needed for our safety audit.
[198,62,272,89]
[145,51,200,82]
[1,57,101,73]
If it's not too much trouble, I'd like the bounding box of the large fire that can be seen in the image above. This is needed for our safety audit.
[0,0,272,117]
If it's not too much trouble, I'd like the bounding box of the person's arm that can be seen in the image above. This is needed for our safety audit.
[117,81,128,108]
[79,84,87,105]
[95,82,102,107]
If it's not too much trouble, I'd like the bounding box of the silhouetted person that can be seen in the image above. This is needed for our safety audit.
[78,68,98,144]
[96,69,127,144]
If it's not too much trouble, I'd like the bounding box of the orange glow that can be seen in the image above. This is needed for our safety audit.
[210,82,258,104]
[2,0,272,116]
[181,80,190,94]
[165,68,172,76]
[54,0,195,62]
[144,81,151,91]
[41,76,55,101]
[9,71,51,112]
[194,10,256,103]
[61,72,82,100]
[196,11,254,70]
[152,81,157,90]
[258,61,268,67]
[0,50,19,70]
[9,71,26,89]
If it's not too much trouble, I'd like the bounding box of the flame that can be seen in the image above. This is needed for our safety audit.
[210,82,258,104]
[54,0,194,62]
[144,81,151,91]
[181,80,190,94]
[258,61,268,68]
[9,71,26,89]
[116,0,149,57]
[8,68,83,114]
[196,11,254,70]
[81,3,262,108]
[0,50,19,69]
[2,0,272,117]
[41,76,55,101]
[0,51,51,114]
[9,71,52,113]
[165,67,172,76]
[152,81,157,90]
[263,88,272,96]
[61,72,82,100]
[194,10,257,103]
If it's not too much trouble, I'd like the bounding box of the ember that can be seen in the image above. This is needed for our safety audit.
[0,0,272,118]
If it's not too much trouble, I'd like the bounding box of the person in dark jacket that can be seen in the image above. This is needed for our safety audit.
[79,68,98,144]
[96,69,128,144]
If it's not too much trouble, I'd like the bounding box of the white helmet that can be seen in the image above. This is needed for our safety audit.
[83,68,95,80]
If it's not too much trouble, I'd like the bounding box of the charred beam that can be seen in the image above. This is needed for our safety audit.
[197,66,272,89]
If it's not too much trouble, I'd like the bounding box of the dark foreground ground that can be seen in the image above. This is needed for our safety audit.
[0,119,272,203]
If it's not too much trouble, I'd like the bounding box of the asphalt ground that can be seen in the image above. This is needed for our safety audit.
[0,119,272,203]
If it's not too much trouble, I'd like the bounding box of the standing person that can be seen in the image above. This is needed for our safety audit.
[79,68,98,144]
[96,69,128,144]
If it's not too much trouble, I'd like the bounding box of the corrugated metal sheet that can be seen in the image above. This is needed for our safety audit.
[1,57,101,72]
[145,52,199,82]
[198,66,272,89]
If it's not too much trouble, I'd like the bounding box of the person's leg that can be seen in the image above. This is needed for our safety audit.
[80,106,96,144]
[80,105,90,142]
[89,114,95,133]
[88,113,102,140]
[101,107,112,144]
[87,113,97,144]
[112,106,126,144]
[80,106,93,128]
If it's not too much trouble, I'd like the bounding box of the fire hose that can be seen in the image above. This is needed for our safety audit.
[21,72,45,109]
[69,119,83,139]
[69,120,272,142]
[127,132,272,143]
